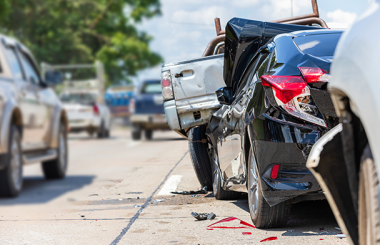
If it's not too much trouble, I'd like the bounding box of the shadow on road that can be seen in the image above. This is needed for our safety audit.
[0,175,95,205]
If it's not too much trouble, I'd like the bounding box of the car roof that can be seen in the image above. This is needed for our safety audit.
[281,29,344,38]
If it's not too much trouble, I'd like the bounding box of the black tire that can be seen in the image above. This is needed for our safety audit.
[188,126,213,190]
[212,147,242,200]
[0,126,23,197]
[131,124,142,140]
[97,121,105,138]
[359,144,380,245]
[247,148,290,228]
[42,125,68,179]
[144,130,153,140]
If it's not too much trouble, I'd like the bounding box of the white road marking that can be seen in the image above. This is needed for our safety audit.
[158,175,183,195]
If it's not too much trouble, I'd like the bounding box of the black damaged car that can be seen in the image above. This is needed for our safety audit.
[198,18,343,228]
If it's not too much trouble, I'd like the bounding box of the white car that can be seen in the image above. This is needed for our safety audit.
[60,91,111,138]
[306,1,380,244]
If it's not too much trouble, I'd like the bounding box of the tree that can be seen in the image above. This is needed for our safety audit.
[0,0,163,83]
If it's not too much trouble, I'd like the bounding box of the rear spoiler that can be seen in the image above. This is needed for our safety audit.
[202,0,327,58]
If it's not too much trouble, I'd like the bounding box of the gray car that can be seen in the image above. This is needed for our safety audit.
[0,34,68,197]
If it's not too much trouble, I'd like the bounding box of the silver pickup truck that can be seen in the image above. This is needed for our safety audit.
[0,34,68,197]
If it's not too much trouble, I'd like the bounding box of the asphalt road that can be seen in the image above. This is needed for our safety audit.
[0,128,348,244]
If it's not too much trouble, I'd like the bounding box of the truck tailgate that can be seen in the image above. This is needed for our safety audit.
[163,54,225,130]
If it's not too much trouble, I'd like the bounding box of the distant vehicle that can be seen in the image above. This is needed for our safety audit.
[0,34,68,197]
[105,85,134,118]
[307,1,380,244]
[60,90,111,138]
[130,80,169,140]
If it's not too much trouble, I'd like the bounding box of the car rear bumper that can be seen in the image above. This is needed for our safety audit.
[250,115,327,206]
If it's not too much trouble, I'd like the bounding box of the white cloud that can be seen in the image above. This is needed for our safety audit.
[260,0,311,21]
[326,9,357,28]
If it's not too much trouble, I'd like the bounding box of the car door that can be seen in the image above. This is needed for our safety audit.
[17,48,50,149]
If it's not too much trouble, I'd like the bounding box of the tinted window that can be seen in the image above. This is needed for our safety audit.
[293,33,342,57]
[4,47,23,80]
[18,52,40,85]
[142,83,161,94]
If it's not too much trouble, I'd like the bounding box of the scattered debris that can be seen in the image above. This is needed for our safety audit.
[191,212,216,220]
[80,215,85,218]
[154,199,164,203]
[119,199,123,201]
[171,186,207,195]
[136,197,140,199]
[260,237,277,242]
[116,193,121,195]
[242,232,252,235]
[335,227,341,231]
[207,217,255,230]
[89,194,99,197]
[320,231,328,234]
[336,234,346,238]
[134,204,141,208]
[320,239,324,240]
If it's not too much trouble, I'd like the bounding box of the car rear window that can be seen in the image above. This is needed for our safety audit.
[293,33,342,57]
[142,83,162,94]
[60,93,96,104]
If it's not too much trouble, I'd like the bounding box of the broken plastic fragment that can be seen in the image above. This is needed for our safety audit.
[242,232,252,235]
[154,199,164,203]
[171,186,207,195]
[191,212,216,220]
[260,237,277,242]
[335,227,341,231]
[206,217,255,230]
[134,204,141,208]
[336,234,346,238]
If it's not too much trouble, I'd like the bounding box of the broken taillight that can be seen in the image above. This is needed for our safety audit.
[299,67,331,83]
[161,71,174,101]
[261,75,326,127]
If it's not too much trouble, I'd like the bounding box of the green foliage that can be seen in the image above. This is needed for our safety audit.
[0,0,163,83]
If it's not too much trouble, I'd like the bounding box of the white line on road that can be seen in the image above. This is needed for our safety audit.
[158,175,183,195]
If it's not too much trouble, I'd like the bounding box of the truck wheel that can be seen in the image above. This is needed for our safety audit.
[144,130,153,140]
[42,125,68,179]
[131,124,141,140]
[359,144,380,245]
[212,147,242,200]
[248,148,290,228]
[0,126,23,197]
[188,126,213,190]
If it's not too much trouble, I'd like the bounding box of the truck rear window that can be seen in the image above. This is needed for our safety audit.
[294,33,342,57]
[142,83,162,94]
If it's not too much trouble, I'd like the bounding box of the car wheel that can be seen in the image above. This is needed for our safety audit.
[212,148,242,200]
[0,126,23,197]
[97,121,105,138]
[144,130,153,140]
[358,144,380,245]
[188,126,213,190]
[248,148,290,228]
[131,124,142,140]
[42,125,68,179]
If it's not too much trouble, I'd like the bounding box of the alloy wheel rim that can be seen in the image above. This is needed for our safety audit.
[249,154,259,215]
[10,134,22,191]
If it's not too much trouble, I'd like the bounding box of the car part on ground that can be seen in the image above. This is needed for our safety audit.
[0,35,68,197]
[188,125,213,190]
[130,80,170,141]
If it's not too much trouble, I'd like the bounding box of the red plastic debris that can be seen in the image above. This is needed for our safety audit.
[320,239,324,240]
[207,217,255,230]
[242,232,252,235]
[260,237,277,242]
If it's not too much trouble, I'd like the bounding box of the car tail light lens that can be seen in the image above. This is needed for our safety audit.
[161,71,173,101]
[129,98,135,114]
[299,67,331,83]
[261,75,326,127]
[93,104,99,115]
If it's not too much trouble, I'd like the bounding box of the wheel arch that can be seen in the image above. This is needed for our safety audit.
[0,102,23,155]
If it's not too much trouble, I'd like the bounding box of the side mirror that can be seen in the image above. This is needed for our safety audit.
[216,87,233,105]
[45,71,63,86]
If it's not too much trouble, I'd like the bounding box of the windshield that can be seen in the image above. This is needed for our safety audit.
[293,33,342,57]
[60,93,97,104]
[142,83,162,94]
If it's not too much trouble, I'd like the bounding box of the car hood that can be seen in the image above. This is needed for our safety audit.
[223,18,322,88]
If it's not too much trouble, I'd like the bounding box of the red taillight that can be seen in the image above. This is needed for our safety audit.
[298,67,327,83]
[271,164,280,179]
[260,75,306,104]
[161,79,171,88]
[93,104,99,115]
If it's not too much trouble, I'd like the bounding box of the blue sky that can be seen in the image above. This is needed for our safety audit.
[134,0,368,82]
